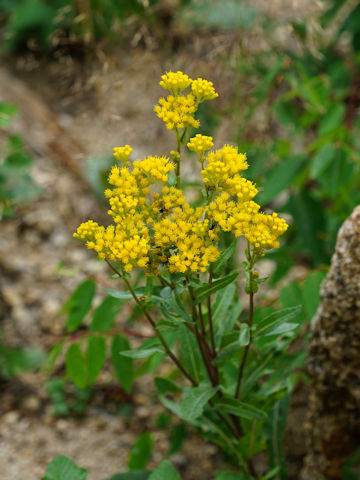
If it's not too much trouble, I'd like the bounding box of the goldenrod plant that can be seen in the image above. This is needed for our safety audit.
[60,72,304,479]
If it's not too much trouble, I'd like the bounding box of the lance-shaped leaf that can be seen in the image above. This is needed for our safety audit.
[254,306,302,338]
[214,396,267,420]
[62,279,96,333]
[180,384,219,422]
[111,334,133,393]
[194,271,239,304]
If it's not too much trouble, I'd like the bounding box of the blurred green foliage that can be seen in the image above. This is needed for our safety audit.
[0,0,160,51]
[0,102,41,218]
[0,335,45,378]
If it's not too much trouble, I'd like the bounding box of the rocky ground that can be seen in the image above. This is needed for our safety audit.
[0,1,321,478]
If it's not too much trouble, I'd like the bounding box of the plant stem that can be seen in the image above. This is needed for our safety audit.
[207,265,217,356]
[235,251,255,399]
[105,260,197,386]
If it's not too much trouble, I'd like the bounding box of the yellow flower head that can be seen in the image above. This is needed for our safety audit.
[187,134,214,156]
[191,78,218,102]
[159,71,192,94]
[133,155,174,184]
[154,94,200,131]
[113,145,132,164]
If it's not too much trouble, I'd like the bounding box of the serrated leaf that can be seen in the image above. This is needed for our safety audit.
[63,279,96,333]
[180,384,218,422]
[254,306,302,338]
[148,460,180,480]
[86,335,106,384]
[128,432,153,471]
[90,296,123,331]
[42,455,87,480]
[212,240,237,277]
[65,344,87,389]
[111,334,133,393]
[215,397,267,420]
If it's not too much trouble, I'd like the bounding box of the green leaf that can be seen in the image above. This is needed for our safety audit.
[239,324,250,347]
[65,344,87,389]
[263,395,290,480]
[178,324,202,383]
[154,286,191,323]
[86,335,106,384]
[180,384,219,422]
[42,455,87,480]
[286,191,327,265]
[5,151,32,168]
[194,271,238,303]
[105,287,145,300]
[155,376,182,395]
[310,144,336,179]
[258,155,305,205]
[63,279,96,333]
[255,306,302,338]
[90,296,123,331]
[148,460,180,480]
[169,424,187,455]
[120,347,165,359]
[0,102,18,127]
[302,271,325,320]
[212,283,236,330]
[128,432,153,471]
[318,103,346,135]
[111,334,133,393]
[214,397,267,420]
[212,240,237,277]
[44,343,64,373]
[106,473,151,480]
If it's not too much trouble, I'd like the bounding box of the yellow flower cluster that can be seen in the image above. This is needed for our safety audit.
[133,156,174,184]
[187,134,214,156]
[200,145,257,201]
[154,71,218,131]
[74,71,288,274]
[154,204,220,273]
[154,95,199,131]
[159,71,192,94]
[191,78,218,101]
[113,145,132,164]
[206,193,288,254]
